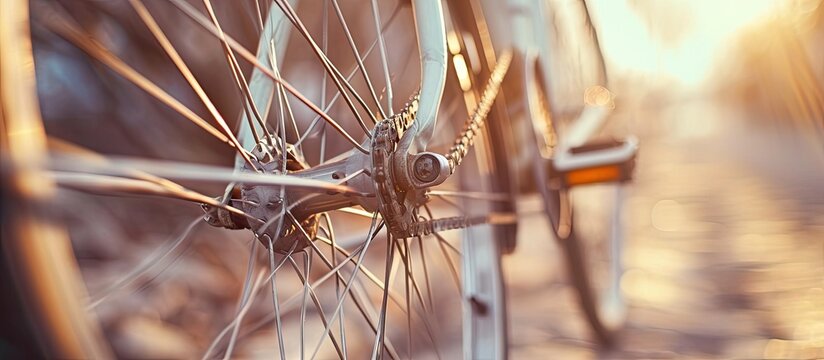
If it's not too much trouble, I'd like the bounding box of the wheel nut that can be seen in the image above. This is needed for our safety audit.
[413,154,439,183]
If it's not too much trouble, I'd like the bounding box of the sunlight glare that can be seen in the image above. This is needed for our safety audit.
[593,0,784,86]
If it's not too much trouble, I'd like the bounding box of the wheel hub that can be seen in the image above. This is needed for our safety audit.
[203,142,319,254]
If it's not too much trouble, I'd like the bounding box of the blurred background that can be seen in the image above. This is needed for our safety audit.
[508,0,824,358]
[4,0,823,358]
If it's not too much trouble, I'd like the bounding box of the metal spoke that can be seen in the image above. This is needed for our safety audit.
[278,75,301,156]
[266,35,304,161]
[51,155,358,195]
[420,205,462,296]
[47,139,256,220]
[304,221,396,304]
[315,231,439,345]
[392,240,430,314]
[217,236,263,359]
[202,0,274,150]
[402,239,412,357]
[330,0,387,119]
[269,238,287,360]
[292,56,374,149]
[416,235,436,312]
[237,238,261,310]
[287,212,394,359]
[422,205,462,256]
[285,253,346,360]
[335,207,377,219]
[370,0,394,115]
[293,4,403,151]
[223,260,263,360]
[319,0,331,164]
[276,0,384,123]
[265,37,290,173]
[392,238,440,353]
[273,0,375,133]
[33,6,254,162]
[433,232,462,295]
[202,269,267,360]
[370,234,396,360]
[429,193,467,214]
[130,0,270,161]
[316,227,440,352]
[220,229,399,360]
[202,241,297,360]
[241,0,289,154]
[252,0,265,33]
[308,241,401,360]
[320,213,349,359]
[348,274,401,360]
[427,190,511,202]
[299,253,309,360]
[315,236,387,292]
[49,171,261,225]
[292,53,374,149]
[86,217,201,308]
[223,269,266,360]
[307,216,383,360]
[228,48,266,146]
[168,0,369,153]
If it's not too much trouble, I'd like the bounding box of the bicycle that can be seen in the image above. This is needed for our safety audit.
[1,0,636,358]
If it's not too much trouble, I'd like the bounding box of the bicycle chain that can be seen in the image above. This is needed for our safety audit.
[374,50,513,238]
[408,216,487,237]
[409,212,518,237]
[445,50,512,172]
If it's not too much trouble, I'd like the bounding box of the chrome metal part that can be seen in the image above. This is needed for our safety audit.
[241,144,318,253]
[410,152,450,188]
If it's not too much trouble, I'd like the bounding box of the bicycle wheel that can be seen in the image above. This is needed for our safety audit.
[524,0,627,345]
[3,0,515,358]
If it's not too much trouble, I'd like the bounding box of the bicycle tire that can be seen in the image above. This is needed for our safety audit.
[524,40,626,345]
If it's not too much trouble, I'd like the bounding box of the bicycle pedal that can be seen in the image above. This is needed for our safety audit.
[549,137,638,188]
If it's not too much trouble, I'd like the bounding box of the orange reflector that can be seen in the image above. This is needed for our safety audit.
[487,212,518,225]
[564,165,622,186]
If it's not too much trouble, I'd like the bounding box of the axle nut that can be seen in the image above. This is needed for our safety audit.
[413,153,439,183]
